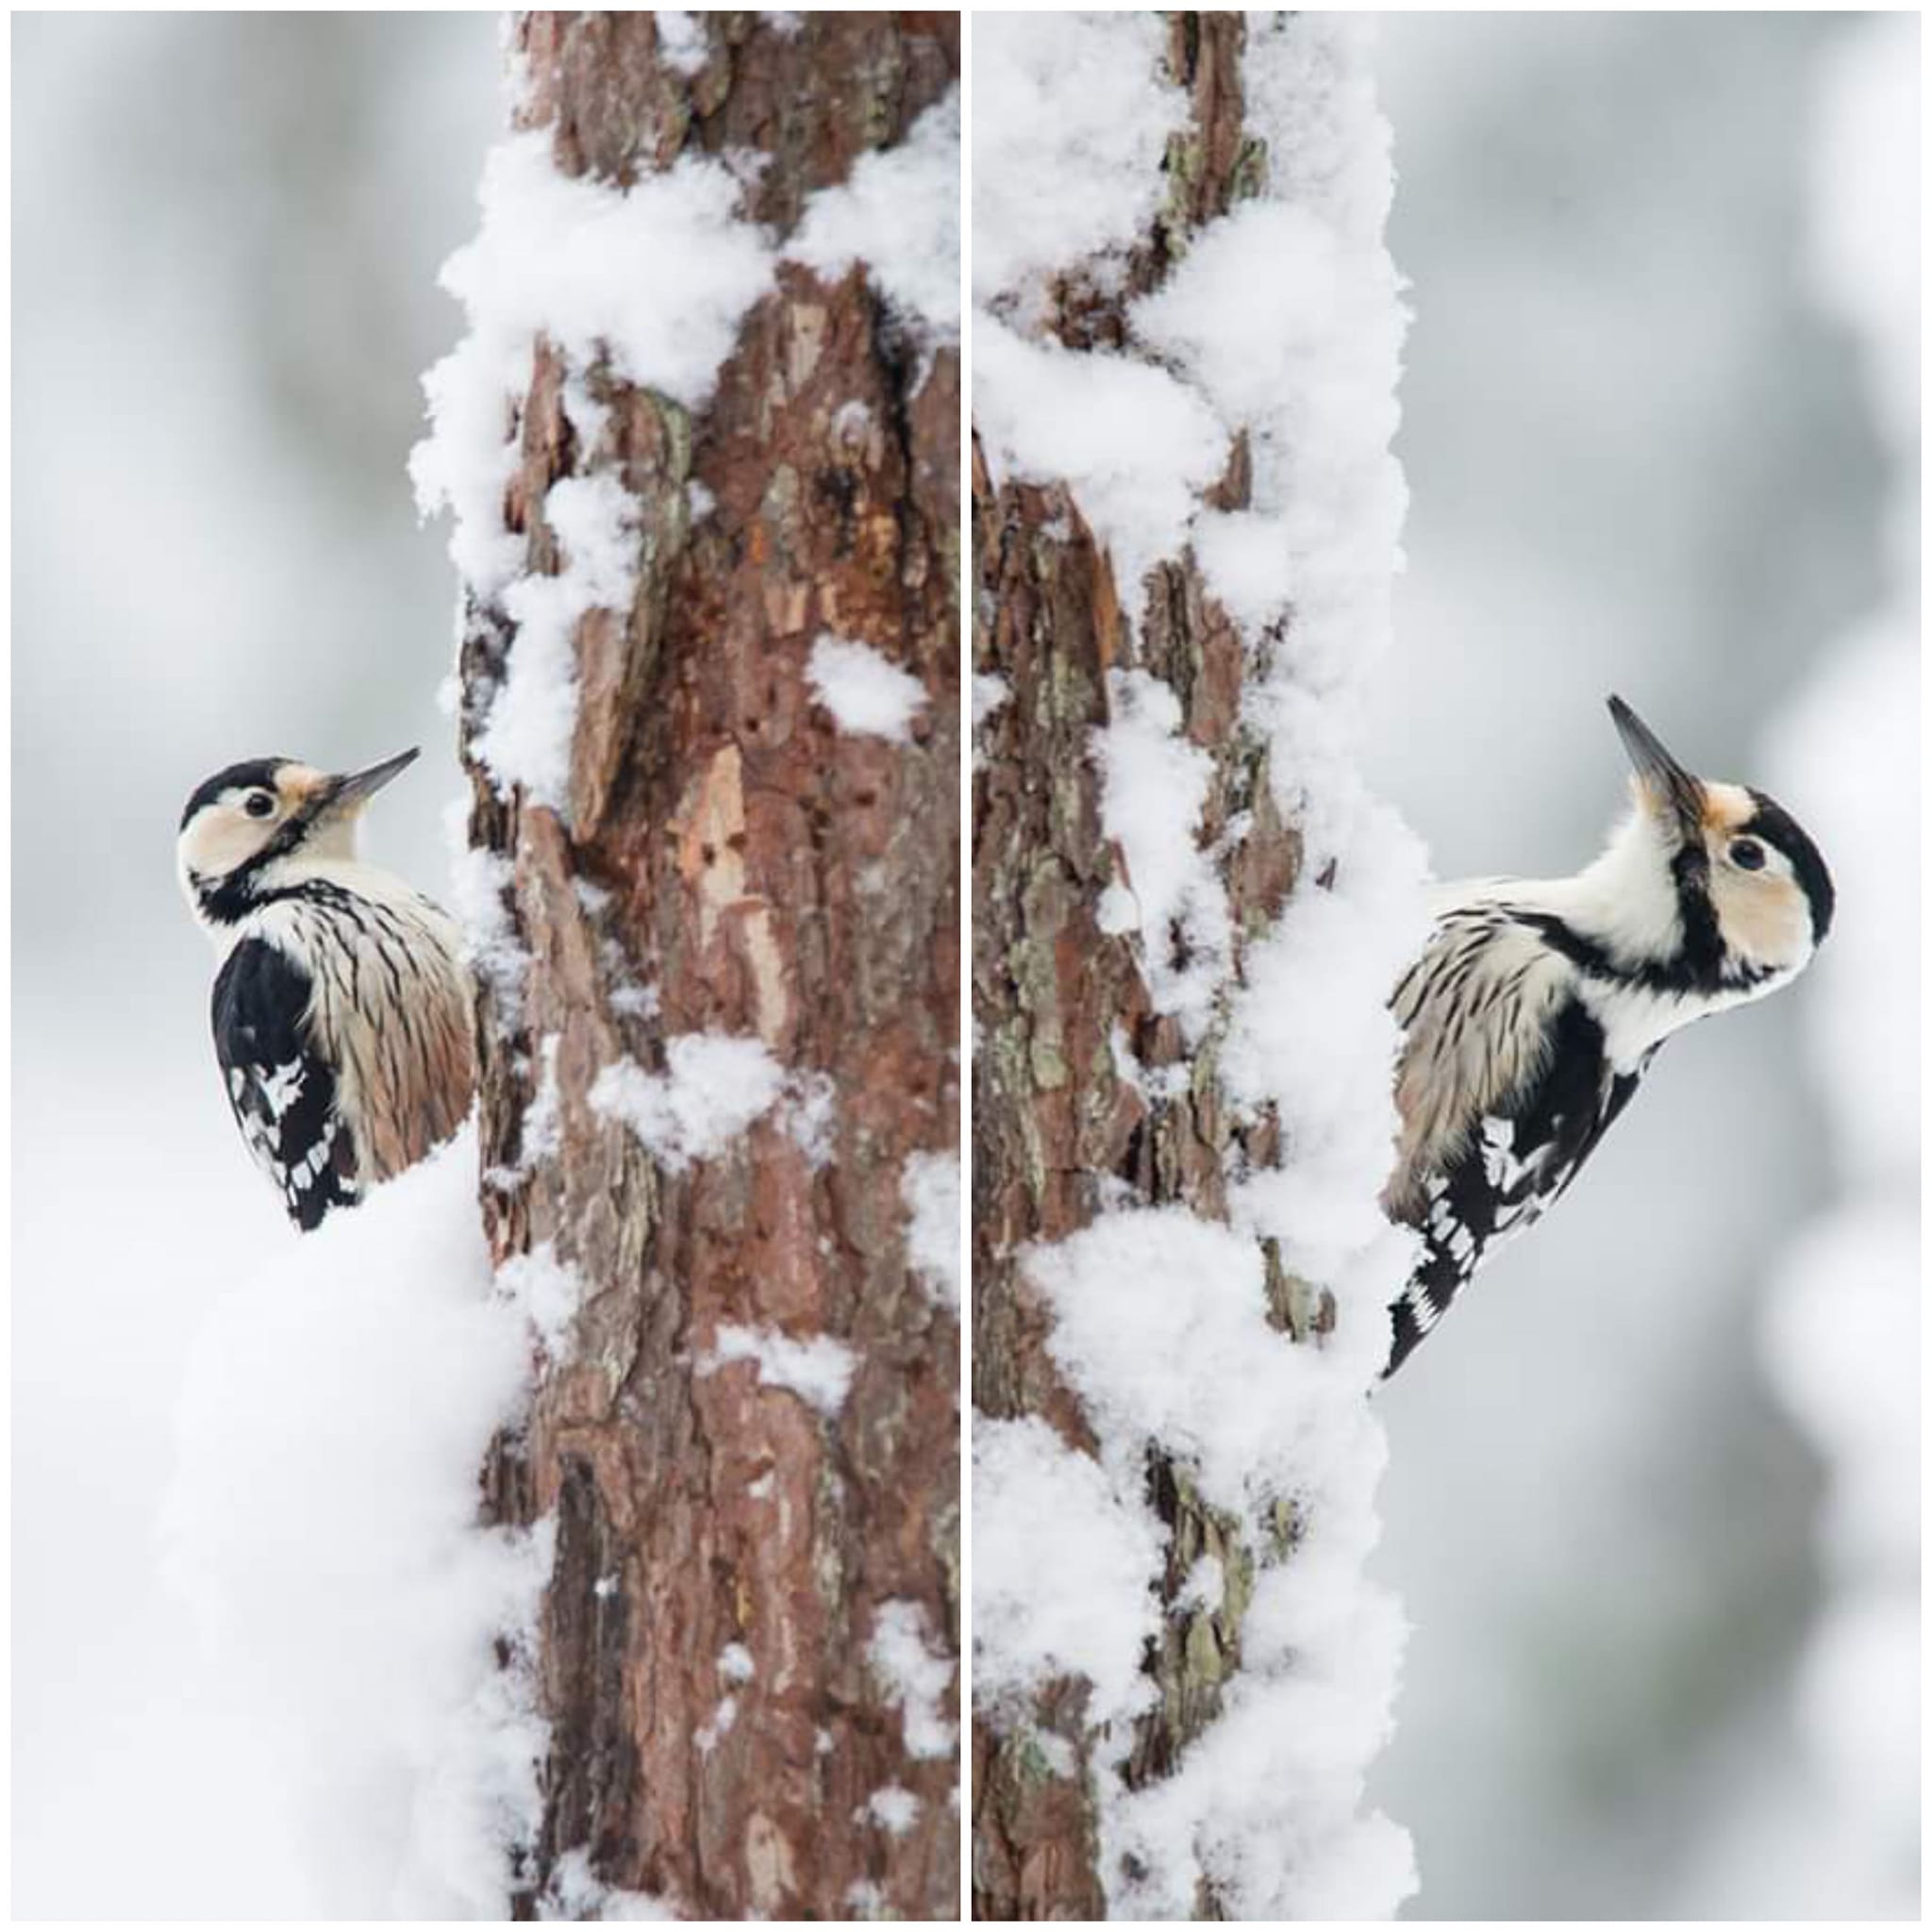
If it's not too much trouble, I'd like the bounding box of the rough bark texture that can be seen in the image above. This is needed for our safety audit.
[464,14,959,1920]
[971,14,1315,1920]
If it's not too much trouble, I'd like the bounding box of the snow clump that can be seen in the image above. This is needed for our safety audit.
[807,633,929,744]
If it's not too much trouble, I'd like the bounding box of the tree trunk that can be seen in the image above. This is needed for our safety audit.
[972,15,1322,1920]
[459,13,959,1919]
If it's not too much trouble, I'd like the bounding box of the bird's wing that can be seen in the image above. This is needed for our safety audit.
[211,937,359,1231]
[1386,991,1650,1376]
[1385,904,1576,1221]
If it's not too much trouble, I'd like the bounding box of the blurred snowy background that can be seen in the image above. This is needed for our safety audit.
[1361,11,1919,1921]
[12,13,502,1914]
[8,9,1919,1923]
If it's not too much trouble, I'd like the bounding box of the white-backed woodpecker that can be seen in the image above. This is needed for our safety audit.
[1383,695,1835,1375]
[177,749,475,1230]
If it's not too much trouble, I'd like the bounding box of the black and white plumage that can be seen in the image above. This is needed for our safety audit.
[178,750,475,1231]
[1382,696,1835,1376]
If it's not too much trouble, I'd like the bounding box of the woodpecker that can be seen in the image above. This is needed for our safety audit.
[1382,696,1834,1375]
[177,750,475,1230]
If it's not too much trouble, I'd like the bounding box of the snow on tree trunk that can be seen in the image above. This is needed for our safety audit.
[415,12,960,1918]
[972,15,1423,1919]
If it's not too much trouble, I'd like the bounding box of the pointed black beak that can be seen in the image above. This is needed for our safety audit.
[1607,696,1704,833]
[325,747,420,813]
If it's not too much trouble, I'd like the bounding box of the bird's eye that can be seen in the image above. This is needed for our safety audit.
[244,791,276,820]
[1729,838,1767,872]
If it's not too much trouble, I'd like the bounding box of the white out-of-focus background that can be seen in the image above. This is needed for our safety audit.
[11,14,501,1915]
[1362,11,1919,1922]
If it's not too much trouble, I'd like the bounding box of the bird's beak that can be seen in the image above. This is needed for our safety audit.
[324,747,420,814]
[1607,696,1704,837]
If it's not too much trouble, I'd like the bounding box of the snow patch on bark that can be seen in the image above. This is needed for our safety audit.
[590,1032,789,1171]
[702,1324,857,1418]
[653,10,708,76]
[413,127,774,811]
[1091,667,1232,1040]
[807,633,929,743]
[973,12,1186,317]
[520,1032,564,1169]
[861,1785,923,1837]
[443,807,529,1032]
[869,1598,959,1761]
[974,319,1226,606]
[496,1239,587,1360]
[971,1415,1163,1733]
[1027,1209,1396,1527]
[791,89,960,341]
[541,1846,678,1921]
[900,1150,962,1311]
[474,473,641,809]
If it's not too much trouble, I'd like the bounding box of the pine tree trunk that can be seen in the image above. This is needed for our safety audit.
[971,15,1314,1919]
[460,13,960,1918]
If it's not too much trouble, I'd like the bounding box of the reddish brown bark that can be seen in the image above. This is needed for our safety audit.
[971,14,1308,1920]
[462,13,959,1919]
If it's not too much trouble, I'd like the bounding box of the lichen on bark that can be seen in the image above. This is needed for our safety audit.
[971,12,1322,1920]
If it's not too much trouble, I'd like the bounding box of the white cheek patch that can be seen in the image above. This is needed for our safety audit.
[180,805,276,878]
[1713,871,1811,971]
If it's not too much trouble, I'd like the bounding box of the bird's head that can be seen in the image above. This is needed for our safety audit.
[177,748,419,927]
[1592,695,1834,991]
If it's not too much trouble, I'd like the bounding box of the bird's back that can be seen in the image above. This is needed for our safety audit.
[1383,889,1650,1374]
[243,862,475,1187]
